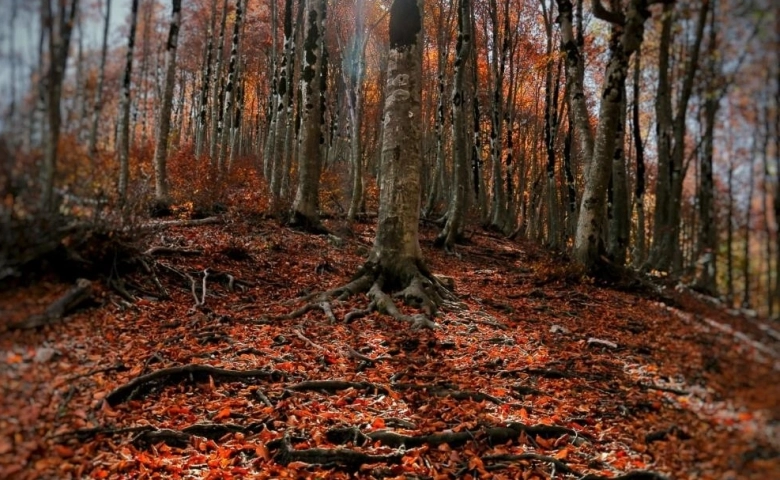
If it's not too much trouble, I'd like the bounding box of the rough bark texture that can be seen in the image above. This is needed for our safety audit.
[437,0,473,250]
[218,0,243,174]
[290,0,326,230]
[39,0,80,212]
[608,87,629,265]
[152,0,182,203]
[87,0,111,159]
[270,0,295,207]
[573,0,650,270]
[117,0,139,204]
[647,1,709,273]
[369,0,425,286]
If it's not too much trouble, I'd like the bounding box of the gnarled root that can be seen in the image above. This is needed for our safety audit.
[279,261,454,329]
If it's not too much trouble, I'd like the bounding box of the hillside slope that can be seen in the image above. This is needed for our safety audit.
[2,214,778,479]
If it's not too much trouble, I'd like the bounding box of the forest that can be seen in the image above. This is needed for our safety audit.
[0,0,778,478]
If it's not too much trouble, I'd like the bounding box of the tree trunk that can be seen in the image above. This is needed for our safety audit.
[556,0,593,164]
[39,0,80,212]
[608,84,629,265]
[437,0,473,250]
[152,0,182,205]
[290,0,326,229]
[117,0,139,204]
[647,1,709,273]
[488,0,509,231]
[87,0,111,160]
[368,0,426,286]
[218,0,244,174]
[631,50,646,268]
[209,0,229,167]
[423,1,453,217]
[195,0,217,159]
[573,0,650,270]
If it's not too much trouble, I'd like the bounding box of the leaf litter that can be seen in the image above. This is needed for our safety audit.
[1,214,778,479]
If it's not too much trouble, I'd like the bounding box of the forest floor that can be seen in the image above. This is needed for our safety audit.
[1,209,779,479]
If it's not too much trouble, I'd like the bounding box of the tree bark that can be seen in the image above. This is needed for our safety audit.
[39,0,80,212]
[290,0,326,229]
[368,0,426,286]
[152,0,182,205]
[218,0,244,174]
[117,0,139,204]
[573,0,650,270]
[87,0,111,160]
[437,0,473,250]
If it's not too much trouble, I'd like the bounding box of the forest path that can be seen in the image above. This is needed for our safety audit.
[1,213,778,479]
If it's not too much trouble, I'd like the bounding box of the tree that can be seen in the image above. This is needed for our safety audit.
[646,0,709,274]
[87,0,111,160]
[117,0,139,204]
[290,0,327,230]
[436,0,473,251]
[572,0,652,270]
[39,0,80,211]
[152,0,182,207]
[285,0,450,329]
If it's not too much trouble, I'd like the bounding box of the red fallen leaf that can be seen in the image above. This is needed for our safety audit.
[554,448,569,460]
[54,445,75,458]
[371,417,386,429]
[535,435,552,449]
[214,407,232,420]
[255,442,271,461]
[92,469,109,479]
[519,407,529,420]
[0,438,12,454]
[468,455,485,470]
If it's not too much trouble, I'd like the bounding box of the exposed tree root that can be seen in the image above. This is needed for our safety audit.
[391,383,502,404]
[10,278,92,330]
[326,422,589,449]
[141,216,222,229]
[483,452,575,474]
[277,259,455,330]
[105,365,286,406]
[288,380,391,395]
[286,379,500,404]
[55,422,268,447]
[274,432,403,470]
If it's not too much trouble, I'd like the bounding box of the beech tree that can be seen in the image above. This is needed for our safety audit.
[152,0,182,206]
[436,0,473,251]
[117,0,139,204]
[572,0,652,270]
[39,0,79,211]
[290,0,327,229]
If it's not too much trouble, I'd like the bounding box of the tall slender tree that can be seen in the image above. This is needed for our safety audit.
[152,0,182,206]
[117,0,140,204]
[573,0,652,269]
[436,0,473,250]
[87,0,111,160]
[39,0,80,211]
[290,0,326,229]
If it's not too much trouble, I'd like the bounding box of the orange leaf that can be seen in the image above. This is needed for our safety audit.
[535,435,552,449]
[255,442,271,461]
[214,407,231,420]
[554,448,569,460]
[54,445,75,458]
[371,418,386,429]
